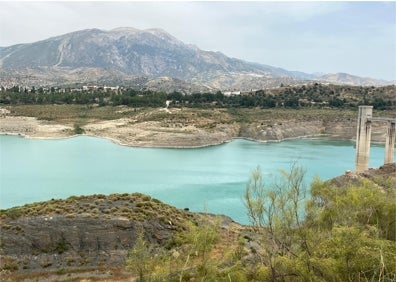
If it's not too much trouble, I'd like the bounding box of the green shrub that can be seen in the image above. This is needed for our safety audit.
[73,124,85,134]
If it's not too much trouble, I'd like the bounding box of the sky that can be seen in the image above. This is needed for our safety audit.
[0,1,395,81]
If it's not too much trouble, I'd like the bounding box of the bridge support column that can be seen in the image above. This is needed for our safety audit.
[355,106,373,173]
[384,121,395,164]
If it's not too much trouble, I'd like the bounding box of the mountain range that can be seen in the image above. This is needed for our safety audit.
[0,27,393,92]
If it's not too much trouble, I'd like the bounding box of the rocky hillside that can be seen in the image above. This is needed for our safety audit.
[0,192,241,281]
[1,27,392,90]
[0,193,200,271]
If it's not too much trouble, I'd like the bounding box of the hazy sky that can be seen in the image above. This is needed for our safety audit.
[1,1,395,80]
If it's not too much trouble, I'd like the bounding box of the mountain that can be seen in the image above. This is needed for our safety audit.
[0,27,392,91]
[317,72,392,86]
[0,27,311,79]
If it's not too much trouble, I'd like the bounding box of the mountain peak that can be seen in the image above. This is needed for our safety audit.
[145,28,169,34]
[110,27,139,33]
[0,27,392,89]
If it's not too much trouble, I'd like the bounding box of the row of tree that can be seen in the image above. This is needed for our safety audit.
[1,84,395,109]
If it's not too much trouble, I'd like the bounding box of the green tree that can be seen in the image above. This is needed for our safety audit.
[307,178,396,281]
[244,164,312,280]
[126,225,155,282]
[314,226,396,281]
[244,164,396,281]
[309,178,396,241]
[176,218,220,280]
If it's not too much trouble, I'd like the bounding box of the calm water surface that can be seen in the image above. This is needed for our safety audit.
[0,135,392,223]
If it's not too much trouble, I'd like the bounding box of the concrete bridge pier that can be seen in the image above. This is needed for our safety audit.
[385,121,396,164]
[355,106,373,173]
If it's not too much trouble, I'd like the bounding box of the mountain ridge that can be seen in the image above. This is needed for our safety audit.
[0,27,393,91]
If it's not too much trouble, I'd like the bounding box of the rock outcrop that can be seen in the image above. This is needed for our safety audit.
[329,163,396,188]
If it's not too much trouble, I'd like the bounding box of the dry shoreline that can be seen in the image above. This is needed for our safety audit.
[0,116,238,148]
[1,131,338,149]
[0,115,346,149]
[0,131,234,149]
[0,108,392,148]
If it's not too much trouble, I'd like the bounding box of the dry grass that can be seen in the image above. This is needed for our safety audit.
[7,104,385,125]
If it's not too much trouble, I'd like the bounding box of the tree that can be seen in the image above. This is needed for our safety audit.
[244,164,311,280]
[284,97,299,108]
[125,225,155,282]
[176,217,220,280]
[243,164,396,281]
[308,179,396,282]
[309,178,396,241]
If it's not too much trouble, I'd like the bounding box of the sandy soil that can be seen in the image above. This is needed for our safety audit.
[0,116,73,139]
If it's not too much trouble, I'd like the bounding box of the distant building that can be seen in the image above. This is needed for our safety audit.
[224,91,241,96]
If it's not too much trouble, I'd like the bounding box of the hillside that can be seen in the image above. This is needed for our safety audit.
[0,193,198,270]
[0,27,392,90]
[0,192,241,281]
[1,163,395,281]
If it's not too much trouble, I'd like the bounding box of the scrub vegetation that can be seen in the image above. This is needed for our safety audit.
[0,104,366,126]
[0,193,192,230]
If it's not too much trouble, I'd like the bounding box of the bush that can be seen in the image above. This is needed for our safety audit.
[73,124,85,134]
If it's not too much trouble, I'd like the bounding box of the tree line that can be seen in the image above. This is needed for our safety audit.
[1,83,395,110]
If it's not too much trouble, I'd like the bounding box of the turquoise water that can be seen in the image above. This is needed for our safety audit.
[0,135,393,224]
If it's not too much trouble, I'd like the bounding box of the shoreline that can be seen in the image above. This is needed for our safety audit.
[0,131,359,149]
[0,131,231,149]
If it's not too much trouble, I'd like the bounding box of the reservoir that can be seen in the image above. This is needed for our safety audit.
[0,135,393,224]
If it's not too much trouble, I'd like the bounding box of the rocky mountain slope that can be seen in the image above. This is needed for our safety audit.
[0,28,310,86]
[1,27,392,90]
